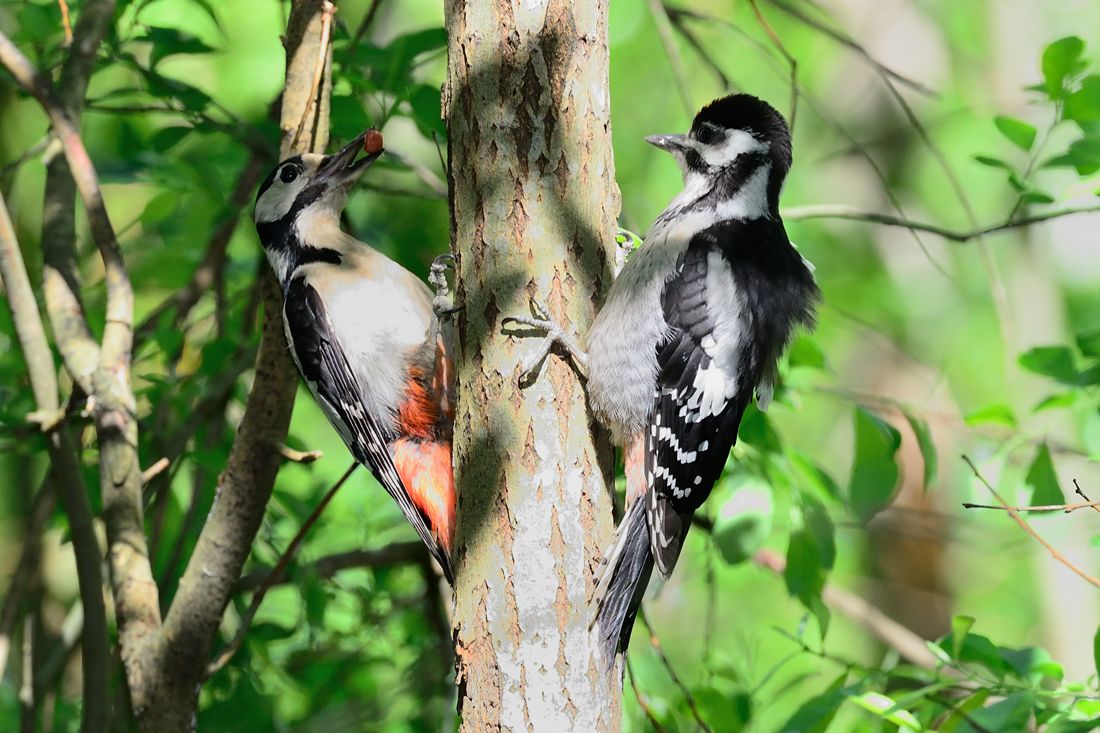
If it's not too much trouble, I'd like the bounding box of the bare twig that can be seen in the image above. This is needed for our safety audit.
[235,540,425,592]
[0,135,54,179]
[1072,479,1100,517]
[962,455,1100,589]
[626,658,671,733]
[57,0,73,47]
[291,0,335,150]
[646,0,694,118]
[276,443,324,463]
[753,548,943,668]
[19,616,34,733]
[349,0,386,52]
[206,461,358,676]
[0,477,54,680]
[962,500,1100,513]
[748,0,798,129]
[782,203,1100,242]
[140,457,170,484]
[638,609,714,733]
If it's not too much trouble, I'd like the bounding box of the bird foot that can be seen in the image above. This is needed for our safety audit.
[502,297,589,386]
[429,253,461,319]
[613,227,642,278]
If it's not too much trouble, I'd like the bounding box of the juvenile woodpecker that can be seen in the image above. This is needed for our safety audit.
[506,94,819,659]
[254,130,456,583]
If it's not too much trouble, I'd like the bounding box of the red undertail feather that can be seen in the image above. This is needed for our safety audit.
[391,438,455,558]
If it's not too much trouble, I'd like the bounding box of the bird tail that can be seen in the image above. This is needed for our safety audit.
[590,497,654,666]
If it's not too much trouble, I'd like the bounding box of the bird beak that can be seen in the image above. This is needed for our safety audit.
[315,130,384,188]
[645,134,691,153]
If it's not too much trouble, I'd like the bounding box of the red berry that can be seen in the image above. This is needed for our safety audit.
[364,129,384,154]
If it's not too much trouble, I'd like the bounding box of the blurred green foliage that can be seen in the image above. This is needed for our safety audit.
[2,0,1100,731]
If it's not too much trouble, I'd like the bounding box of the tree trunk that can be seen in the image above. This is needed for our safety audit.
[444,1,622,729]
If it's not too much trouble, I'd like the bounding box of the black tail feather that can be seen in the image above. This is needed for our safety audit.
[590,499,655,665]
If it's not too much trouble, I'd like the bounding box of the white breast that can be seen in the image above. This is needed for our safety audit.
[300,253,433,434]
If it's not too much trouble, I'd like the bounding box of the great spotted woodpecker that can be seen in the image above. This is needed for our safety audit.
[254,130,456,583]
[506,94,820,660]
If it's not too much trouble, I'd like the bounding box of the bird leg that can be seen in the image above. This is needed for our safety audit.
[502,297,589,385]
[613,227,642,278]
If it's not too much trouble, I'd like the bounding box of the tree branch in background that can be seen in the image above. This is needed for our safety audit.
[1071,479,1100,516]
[235,540,426,592]
[962,456,1100,589]
[626,659,671,733]
[0,192,110,733]
[962,500,1100,513]
[0,477,54,680]
[150,2,336,726]
[748,0,798,129]
[206,462,357,677]
[646,0,695,118]
[638,609,714,733]
[782,203,1100,242]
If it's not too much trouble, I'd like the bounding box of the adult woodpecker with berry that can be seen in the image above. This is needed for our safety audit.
[254,129,456,583]
[505,94,820,660]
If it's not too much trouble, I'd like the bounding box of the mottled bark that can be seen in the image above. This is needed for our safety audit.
[444,0,622,729]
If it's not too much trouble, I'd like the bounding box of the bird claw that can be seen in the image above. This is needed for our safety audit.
[501,297,589,384]
[613,227,642,278]
[430,253,459,319]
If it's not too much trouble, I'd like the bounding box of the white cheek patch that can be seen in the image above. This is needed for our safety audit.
[255,177,308,223]
[700,128,769,167]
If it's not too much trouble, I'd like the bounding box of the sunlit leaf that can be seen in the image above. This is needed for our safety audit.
[847,691,923,731]
[1019,345,1078,383]
[994,116,1037,151]
[712,482,773,565]
[951,615,975,659]
[776,673,849,733]
[1041,36,1086,99]
[1065,75,1100,125]
[964,403,1017,428]
[847,408,901,522]
[973,154,1013,170]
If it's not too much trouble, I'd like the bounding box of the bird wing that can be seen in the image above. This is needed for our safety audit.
[282,275,453,583]
[645,229,751,578]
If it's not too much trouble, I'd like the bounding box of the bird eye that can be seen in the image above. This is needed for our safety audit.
[279,165,300,183]
[695,125,719,145]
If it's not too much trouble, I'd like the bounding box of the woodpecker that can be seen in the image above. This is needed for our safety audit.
[254,130,456,584]
[505,94,819,660]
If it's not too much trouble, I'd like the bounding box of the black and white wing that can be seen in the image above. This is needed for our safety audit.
[282,276,454,583]
[645,231,751,578]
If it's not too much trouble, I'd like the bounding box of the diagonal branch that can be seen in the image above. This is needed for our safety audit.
[962,455,1100,590]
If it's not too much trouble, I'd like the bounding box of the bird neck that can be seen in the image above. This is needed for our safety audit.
[663,159,779,232]
[257,204,351,287]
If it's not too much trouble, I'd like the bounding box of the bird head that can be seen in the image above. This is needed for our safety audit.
[254,129,384,229]
[646,94,791,217]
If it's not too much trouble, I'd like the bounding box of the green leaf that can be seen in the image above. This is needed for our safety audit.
[140,26,218,67]
[1024,443,1064,507]
[1064,136,1100,175]
[140,191,178,227]
[712,482,773,565]
[1076,328,1100,357]
[787,335,826,370]
[776,673,849,733]
[960,692,1033,733]
[847,691,923,731]
[994,116,1037,151]
[1066,75,1100,125]
[1034,392,1076,412]
[901,406,937,490]
[1041,36,1086,100]
[785,528,825,602]
[939,690,990,733]
[148,126,191,151]
[972,154,1013,170]
[1019,190,1055,205]
[847,408,901,522]
[951,615,975,659]
[964,403,1017,428]
[937,631,1010,677]
[1019,345,1078,383]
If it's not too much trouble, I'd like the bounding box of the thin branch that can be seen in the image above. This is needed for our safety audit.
[0,135,55,179]
[206,461,358,676]
[764,0,938,98]
[781,203,1100,242]
[646,0,694,119]
[1072,479,1100,517]
[0,191,111,733]
[754,549,943,668]
[19,616,34,733]
[0,477,54,680]
[291,0,335,150]
[962,455,1100,589]
[663,6,734,90]
[962,500,1100,513]
[626,658,671,733]
[748,0,798,129]
[276,443,324,463]
[638,609,714,733]
[349,0,386,52]
[140,457,170,484]
[235,540,425,592]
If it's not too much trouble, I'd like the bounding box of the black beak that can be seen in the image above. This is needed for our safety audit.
[645,134,691,153]
[315,130,384,187]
